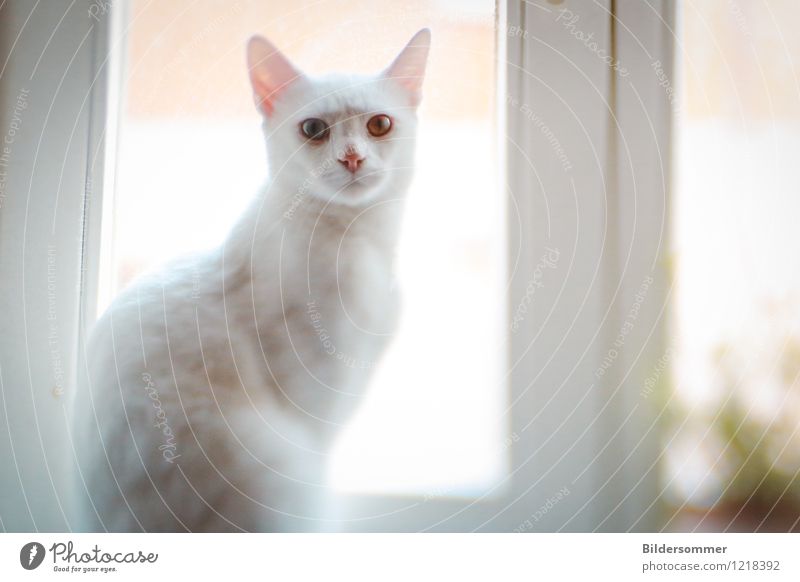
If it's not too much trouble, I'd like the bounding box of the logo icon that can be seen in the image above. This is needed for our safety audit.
[20,542,46,570]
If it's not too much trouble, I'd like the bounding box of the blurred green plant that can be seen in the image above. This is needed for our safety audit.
[709,332,800,515]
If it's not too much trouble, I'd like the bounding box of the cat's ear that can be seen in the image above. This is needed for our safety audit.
[247,35,304,116]
[383,28,431,107]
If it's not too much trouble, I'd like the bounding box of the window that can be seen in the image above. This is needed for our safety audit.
[0,0,676,532]
[105,0,506,498]
[668,1,800,531]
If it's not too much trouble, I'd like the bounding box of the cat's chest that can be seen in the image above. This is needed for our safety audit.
[305,241,397,334]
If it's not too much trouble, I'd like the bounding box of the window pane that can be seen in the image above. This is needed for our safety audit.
[671,1,800,529]
[109,0,505,497]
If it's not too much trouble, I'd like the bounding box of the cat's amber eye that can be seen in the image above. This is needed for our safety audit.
[366,114,392,137]
[300,118,330,141]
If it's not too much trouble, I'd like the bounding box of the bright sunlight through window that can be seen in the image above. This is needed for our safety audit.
[105,0,506,497]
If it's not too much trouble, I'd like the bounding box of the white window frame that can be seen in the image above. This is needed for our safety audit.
[0,0,121,531]
[0,0,675,532]
[333,0,676,532]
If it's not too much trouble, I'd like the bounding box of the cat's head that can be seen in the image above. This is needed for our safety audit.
[247,29,430,208]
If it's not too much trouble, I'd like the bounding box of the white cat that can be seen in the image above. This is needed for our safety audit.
[72,29,430,532]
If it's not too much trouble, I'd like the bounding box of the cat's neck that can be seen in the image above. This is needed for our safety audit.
[224,175,405,282]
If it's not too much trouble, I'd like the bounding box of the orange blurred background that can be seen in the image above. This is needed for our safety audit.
[126,0,495,120]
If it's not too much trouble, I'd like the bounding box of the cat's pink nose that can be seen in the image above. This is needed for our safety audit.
[338,152,365,173]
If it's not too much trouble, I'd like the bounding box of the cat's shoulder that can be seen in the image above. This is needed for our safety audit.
[91,250,222,335]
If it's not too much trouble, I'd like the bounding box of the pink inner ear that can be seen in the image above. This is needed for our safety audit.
[251,77,276,116]
[247,36,302,116]
[385,29,431,107]
[390,70,424,107]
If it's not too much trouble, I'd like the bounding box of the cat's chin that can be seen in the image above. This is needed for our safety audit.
[328,176,385,206]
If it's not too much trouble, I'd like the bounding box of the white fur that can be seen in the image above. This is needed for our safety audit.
[72,30,430,532]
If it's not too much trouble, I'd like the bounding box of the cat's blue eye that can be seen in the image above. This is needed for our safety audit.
[300,118,329,141]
